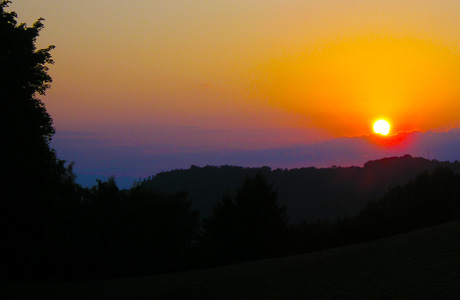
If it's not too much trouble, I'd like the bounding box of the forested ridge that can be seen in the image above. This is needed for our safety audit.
[141,155,460,222]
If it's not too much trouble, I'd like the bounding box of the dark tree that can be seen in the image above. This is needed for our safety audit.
[202,173,288,263]
[0,0,58,200]
[0,1,78,278]
[0,0,55,158]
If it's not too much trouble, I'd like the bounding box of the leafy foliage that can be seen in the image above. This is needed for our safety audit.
[0,0,55,146]
[0,1,80,279]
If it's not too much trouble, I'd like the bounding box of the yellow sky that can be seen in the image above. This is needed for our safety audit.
[10,0,460,146]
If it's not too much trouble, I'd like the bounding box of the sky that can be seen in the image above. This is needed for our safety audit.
[10,0,460,188]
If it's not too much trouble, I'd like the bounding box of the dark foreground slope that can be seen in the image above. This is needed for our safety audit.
[141,155,460,222]
[4,220,460,299]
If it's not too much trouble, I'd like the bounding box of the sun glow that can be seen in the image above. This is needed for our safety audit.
[254,34,460,136]
[373,119,391,135]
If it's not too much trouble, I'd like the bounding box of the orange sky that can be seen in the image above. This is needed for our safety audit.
[10,0,460,148]
[255,35,460,136]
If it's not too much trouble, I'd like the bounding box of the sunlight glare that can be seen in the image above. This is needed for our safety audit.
[373,119,390,135]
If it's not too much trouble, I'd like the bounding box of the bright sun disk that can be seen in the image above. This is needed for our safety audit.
[373,119,390,135]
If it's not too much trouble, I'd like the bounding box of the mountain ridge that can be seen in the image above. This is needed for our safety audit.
[140,155,460,222]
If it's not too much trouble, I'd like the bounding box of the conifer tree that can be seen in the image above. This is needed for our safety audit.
[202,173,288,262]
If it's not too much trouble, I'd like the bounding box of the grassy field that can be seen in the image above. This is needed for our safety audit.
[3,221,460,299]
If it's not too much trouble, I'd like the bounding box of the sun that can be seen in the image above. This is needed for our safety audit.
[373,119,390,135]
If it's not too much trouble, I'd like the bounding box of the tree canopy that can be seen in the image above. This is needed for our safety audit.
[0,0,55,146]
[0,1,77,279]
[0,0,60,196]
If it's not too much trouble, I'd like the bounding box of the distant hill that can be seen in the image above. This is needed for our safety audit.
[140,155,460,223]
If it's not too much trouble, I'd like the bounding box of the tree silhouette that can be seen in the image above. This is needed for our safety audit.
[202,173,288,263]
[0,1,78,278]
[0,0,58,201]
[0,0,55,153]
[118,186,200,275]
[55,178,200,279]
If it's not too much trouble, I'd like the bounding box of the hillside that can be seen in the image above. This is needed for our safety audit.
[5,220,460,299]
[141,155,460,222]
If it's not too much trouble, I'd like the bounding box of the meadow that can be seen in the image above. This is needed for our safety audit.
[3,220,460,299]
